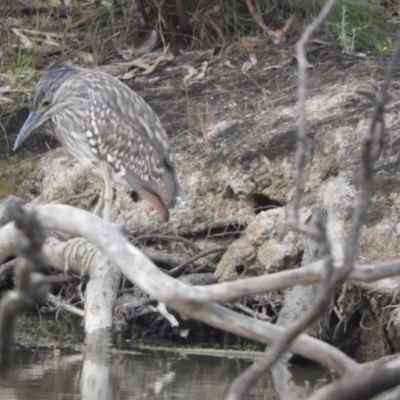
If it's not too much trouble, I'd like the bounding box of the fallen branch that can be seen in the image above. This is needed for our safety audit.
[47,293,85,318]
[0,203,357,375]
[308,357,400,400]
[168,246,226,277]
[3,216,400,307]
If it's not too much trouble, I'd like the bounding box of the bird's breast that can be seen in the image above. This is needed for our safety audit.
[51,114,102,177]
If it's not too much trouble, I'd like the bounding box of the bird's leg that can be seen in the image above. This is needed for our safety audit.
[63,176,114,275]
[93,185,105,217]
[103,175,113,222]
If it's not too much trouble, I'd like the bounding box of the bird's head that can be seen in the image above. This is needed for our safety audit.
[13,66,79,151]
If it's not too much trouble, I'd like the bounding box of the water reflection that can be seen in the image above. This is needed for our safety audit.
[0,348,332,399]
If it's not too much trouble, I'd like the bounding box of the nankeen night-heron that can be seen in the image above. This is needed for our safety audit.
[13,66,185,222]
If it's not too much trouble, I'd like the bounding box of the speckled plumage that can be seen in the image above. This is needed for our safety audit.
[17,66,185,221]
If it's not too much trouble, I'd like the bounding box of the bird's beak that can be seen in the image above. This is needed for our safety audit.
[13,111,47,151]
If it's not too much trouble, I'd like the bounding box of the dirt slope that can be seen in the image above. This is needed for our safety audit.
[3,39,400,359]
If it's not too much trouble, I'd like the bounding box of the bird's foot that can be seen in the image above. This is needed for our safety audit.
[92,184,112,221]
[62,237,98,277]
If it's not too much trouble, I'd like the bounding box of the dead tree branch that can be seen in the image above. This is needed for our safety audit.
[308,357,400,400]
[0,203,358,375]
[168,246,226,277]
[3,212,400,306]
[3,218,400,306]
[0,197,49,366]
[227,2,339,398]
[308,23,400,400]
[227,1,400,398]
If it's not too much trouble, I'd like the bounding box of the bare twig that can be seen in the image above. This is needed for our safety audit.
[143,249,195,268]
[227,208,335,399]
[306,23,400,400]
[308,357,400,400]
[168,246,226,277]
[233,302,271,322]
[342,29,400,276]
[245,0,284,43]
[134,234,200,251]
[288,0,338,232]
[47,294,85,318]
[226,2,355,398]
[155,302,179,327]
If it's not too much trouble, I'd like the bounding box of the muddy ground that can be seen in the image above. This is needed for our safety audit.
[2,16,400,361]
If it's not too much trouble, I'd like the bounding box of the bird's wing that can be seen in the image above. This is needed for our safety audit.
[87,71,176,169]
[83,88,177,221]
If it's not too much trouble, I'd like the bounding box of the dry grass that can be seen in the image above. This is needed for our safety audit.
[0,0,396,145]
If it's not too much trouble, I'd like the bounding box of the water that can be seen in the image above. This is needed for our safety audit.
[0,348,332,399]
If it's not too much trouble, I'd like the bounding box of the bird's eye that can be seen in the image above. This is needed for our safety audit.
[41,99,51,108]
